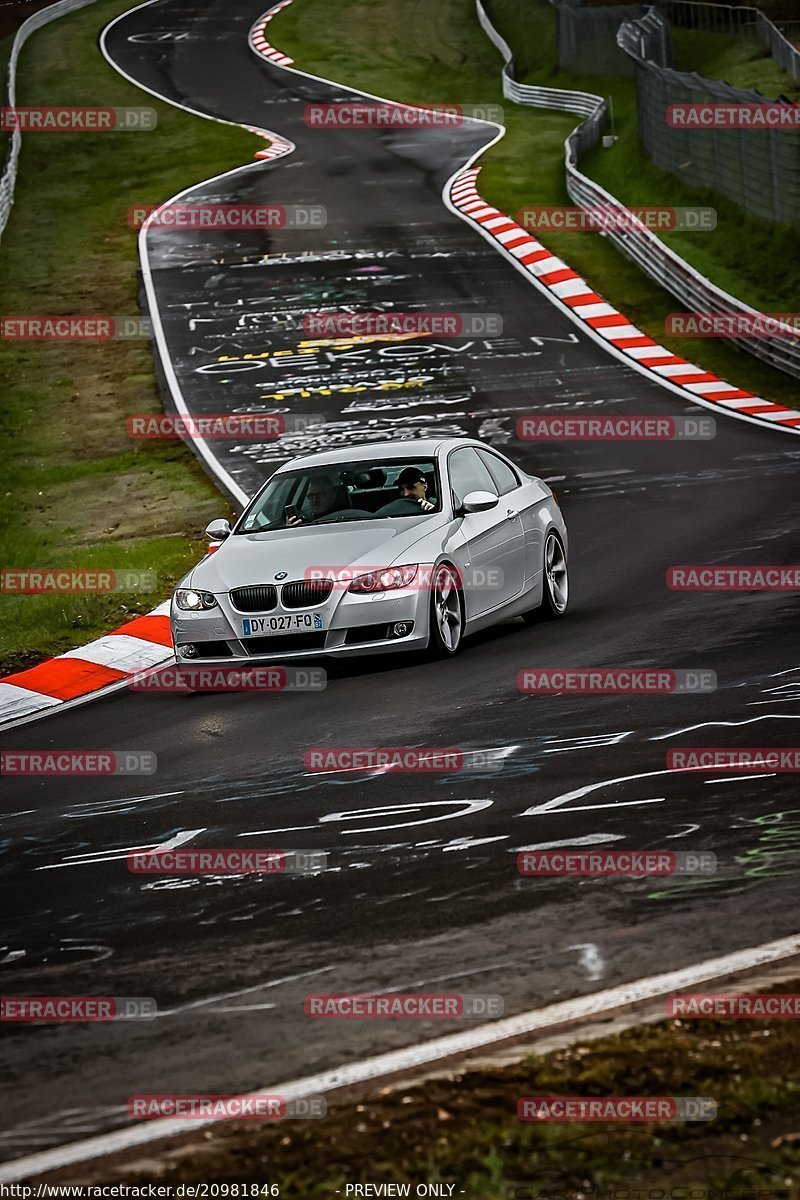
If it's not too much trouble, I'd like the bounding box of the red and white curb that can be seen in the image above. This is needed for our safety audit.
[249,0,295,68]
[251,130,294,161]
[448,170,800,433]
[0,602,173,729]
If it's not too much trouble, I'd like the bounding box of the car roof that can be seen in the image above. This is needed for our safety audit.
[275,438,487,470]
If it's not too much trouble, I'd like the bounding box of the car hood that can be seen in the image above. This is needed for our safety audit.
[187,517,450,592]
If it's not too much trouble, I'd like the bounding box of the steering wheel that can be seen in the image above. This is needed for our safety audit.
[376,498,427,517]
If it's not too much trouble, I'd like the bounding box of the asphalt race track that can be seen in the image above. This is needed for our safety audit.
[1,0,800,1164]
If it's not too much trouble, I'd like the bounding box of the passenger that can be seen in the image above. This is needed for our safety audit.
[396,467,436,512]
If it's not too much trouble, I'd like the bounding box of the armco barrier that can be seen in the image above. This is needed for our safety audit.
[0,0,100,245]
[477,0,800,380]
[476,0,601,116]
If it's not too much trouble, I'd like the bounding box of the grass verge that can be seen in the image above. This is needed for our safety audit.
[72,983,800,1194]
[273,0,800,411]
[0,0,255,675]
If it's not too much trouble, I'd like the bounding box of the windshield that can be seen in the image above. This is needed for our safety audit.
[236,458,442,533]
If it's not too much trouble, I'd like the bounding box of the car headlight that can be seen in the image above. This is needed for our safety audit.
[348,565,419,594]
[175,588,218,611]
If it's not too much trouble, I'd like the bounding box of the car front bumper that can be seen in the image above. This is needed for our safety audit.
[170,585,430,662]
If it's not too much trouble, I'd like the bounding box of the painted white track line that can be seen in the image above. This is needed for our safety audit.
[100,0,294,509]
[2,933,798,1181]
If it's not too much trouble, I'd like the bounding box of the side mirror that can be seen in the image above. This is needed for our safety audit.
[462,490,499,514]
[205,518,232,541]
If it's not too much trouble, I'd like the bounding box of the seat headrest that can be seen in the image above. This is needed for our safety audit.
[353,468,387,488]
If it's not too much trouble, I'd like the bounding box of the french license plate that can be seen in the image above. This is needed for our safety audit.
[241,613,325,636]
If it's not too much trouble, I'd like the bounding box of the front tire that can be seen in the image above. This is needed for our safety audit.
[428,563,464,656]
[522,530,568,624]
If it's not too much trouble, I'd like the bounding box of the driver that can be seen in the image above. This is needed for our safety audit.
[287,473,339,526]
[397,467,436,512]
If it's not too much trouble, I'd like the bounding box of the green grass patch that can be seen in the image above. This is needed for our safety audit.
[273,0,799,411]
[0,0,255,674]
[671,26,800,97]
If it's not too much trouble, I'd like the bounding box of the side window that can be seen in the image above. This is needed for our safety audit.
[448,448,498,507]
[477,449,520,495]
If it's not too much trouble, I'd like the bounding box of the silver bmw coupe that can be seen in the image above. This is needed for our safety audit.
[170,438,568,662]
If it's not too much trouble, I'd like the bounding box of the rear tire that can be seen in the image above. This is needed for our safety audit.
[522,530,568,624]
[428,563,464,656]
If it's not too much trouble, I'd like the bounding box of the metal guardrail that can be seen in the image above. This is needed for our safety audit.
[475,0,800,380]
[477,0,601,114]
[1,0,99,244]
